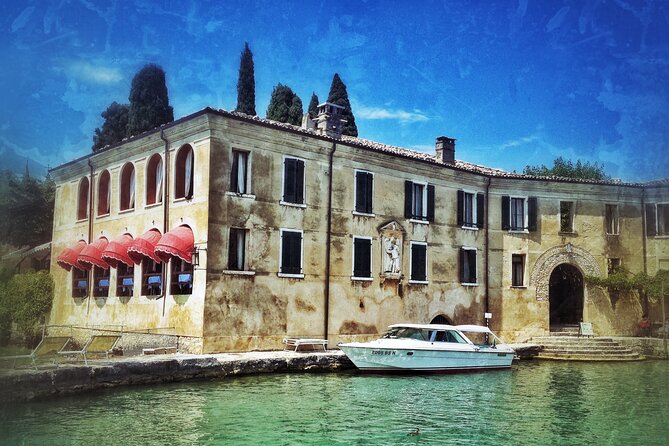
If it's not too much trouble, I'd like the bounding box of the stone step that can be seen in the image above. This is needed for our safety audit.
[542,346,633,353]
[537,353,643,361]
[527,335,644,361]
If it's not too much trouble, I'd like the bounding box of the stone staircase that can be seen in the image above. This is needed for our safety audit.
[531,332,644,361]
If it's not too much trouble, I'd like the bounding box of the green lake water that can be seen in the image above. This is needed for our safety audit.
[1,360,667,445]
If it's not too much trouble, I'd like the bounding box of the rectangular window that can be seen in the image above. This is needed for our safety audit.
[354,170,373,214]
[116,263,134,297]
[404,180,434,221]
[141,258,163,296]
[606,204,619,235]
[512,254,525,287]
[352,237,372,279]
[457,191,485,228]
[608,258,621,275]
[560,201,574,233]
[171,258,193,295]
[460,248,477,284]
[502,196,537,231]
[282,157,305,205]
[657,204,669,236]
[227,228,247,271]
[410,242,427,282]
[72,268,88,298]
[230,150,249,194]
[280,229,303,276]
[93,266,110,297]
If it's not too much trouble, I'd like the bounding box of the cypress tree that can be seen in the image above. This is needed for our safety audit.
[235,42,256,116]
[307,93,319,118]
[266,83,303,126]
[126,64,174,136]
[326,73,358,137]
[92,102,130,152]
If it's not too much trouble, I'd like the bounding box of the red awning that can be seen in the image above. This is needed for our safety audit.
[101,233,134,268]
[77,237,110,270]
[56,240,87,271]
[155,225,194,263]
[128,229,162,264]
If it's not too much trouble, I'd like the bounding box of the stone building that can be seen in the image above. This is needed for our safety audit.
[48,105,669,353]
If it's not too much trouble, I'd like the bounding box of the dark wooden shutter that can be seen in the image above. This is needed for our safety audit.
[355,172,364,212]
[528,197,538,231]
[476,193,485,228]
[353,238,371,277]
[646,204,657,237]
[404,180,413,218]
[366,171,373,213]
[295,160,304,204]
[227,229,238,270]
[469,250,477,283]
[501,196,510,230]
[411,244,426,281]
[427,185,435,222]
[456,190,464,226]
[459,248,466,283]
[281,231,301,274]
[283,158,294,202]
[230,152,239,192]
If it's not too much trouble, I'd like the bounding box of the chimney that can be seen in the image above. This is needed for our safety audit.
[435,136,456,165]
[314,102,345,138]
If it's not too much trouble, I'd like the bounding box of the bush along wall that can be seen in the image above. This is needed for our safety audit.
[0,271,54,347]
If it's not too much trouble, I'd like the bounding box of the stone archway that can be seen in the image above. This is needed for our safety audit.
[549,263,584,327]
[530,243,602,302]
[430,314,453,325]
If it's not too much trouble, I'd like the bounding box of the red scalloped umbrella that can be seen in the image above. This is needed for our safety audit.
[101,233,134,268]
[128,229,162,264]
[155,225,194,263]
[56,240,87,271]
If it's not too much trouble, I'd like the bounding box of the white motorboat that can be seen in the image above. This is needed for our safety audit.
[338,323,515,372]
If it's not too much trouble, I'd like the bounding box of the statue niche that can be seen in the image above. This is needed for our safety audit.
[379,221,405,280]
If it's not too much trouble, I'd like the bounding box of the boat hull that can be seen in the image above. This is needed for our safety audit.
[339,344,514,372]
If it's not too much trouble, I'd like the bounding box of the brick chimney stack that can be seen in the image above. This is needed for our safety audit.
[435,136,456,165]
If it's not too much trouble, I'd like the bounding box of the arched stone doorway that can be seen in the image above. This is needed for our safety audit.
[549,263,584,328]
[430,314,453,325]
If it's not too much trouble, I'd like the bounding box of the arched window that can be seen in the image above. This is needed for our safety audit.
[146,154,163,206]
[97,170,111,216]
[77,177,89,220]
[175,145,194,200]
[120,163,135,211]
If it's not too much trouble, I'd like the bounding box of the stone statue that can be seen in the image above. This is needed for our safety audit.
[384,237,401,274]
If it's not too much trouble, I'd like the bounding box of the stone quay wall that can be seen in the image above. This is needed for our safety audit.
[0,351,354,403]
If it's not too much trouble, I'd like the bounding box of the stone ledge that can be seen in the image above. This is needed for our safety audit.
[0,351,354,403]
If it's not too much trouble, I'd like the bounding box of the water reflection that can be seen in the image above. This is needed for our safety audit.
[1,361,667,445]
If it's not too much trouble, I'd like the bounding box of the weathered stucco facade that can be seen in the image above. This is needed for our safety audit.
[48,107,669,352]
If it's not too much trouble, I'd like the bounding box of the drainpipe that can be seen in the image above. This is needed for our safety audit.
[484,176,491,325]
[324,141,336,342]
[87,159,95,315]
[160,129,170,316]
[641,186,648,314]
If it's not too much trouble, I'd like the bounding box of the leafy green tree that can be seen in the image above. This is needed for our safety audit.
[127,64,174,136]
[235,42,256,116]
[266,83,303,125]
[523,157,610,180]
[92,102,130,152]
[6,173,55,247]
[307,92,319,118]
[0,271,53,346]
[326,73,358,137]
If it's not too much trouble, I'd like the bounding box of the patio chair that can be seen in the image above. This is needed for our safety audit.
[0,336,72,370]
[58,334,122,366]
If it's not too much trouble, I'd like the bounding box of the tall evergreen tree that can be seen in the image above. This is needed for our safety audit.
[126,64,174,136]
[266,83,303,126]
[91,102,130,152]
[307,92,319,118]
[326,73,358,137]
[235,42,256,116]
[5,173,54,247]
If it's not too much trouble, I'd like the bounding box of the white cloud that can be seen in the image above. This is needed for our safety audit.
[356,106,429,124]
[65,61,123,85]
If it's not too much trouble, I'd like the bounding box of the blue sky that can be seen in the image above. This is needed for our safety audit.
[1,0,668,181]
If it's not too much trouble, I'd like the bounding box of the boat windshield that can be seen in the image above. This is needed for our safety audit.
[433,330,469,344]
[382,327,431,341]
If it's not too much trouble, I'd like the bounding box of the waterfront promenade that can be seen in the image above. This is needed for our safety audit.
[0,350,353,403]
